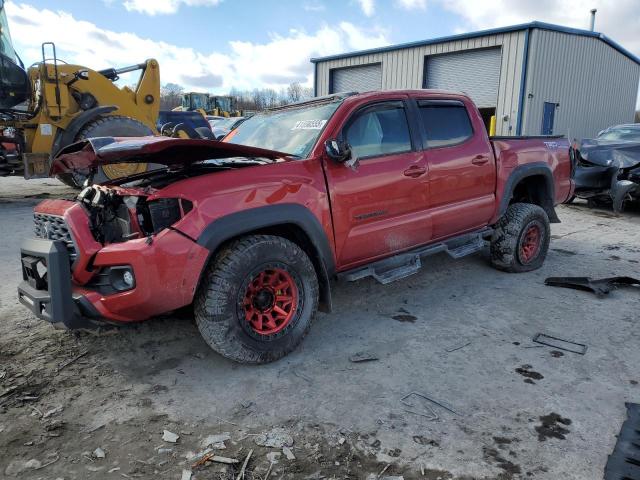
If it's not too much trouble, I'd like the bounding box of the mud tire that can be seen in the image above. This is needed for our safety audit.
[490,203,550,273]
[194,235,319,364]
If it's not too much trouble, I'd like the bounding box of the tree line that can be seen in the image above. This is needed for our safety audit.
[160,82,314,112]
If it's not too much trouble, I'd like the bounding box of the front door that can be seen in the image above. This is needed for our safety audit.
[416,98,496,239]
[323,100,431,269]
[541,102,556,135]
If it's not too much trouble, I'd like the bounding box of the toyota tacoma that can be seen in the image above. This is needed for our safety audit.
[18,90,574,363]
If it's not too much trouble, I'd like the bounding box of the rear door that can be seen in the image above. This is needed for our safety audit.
[323,99,431,268]
[415,98,496,239]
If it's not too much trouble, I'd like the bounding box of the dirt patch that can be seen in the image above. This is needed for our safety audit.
[552,248,578,256]
[483,446,522,476]
[535,413,572,441]
[412,435,439,447]
[515,365,544,383]
[392,314,417,323]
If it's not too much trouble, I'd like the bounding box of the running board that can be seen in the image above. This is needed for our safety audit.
[340,228,493,285]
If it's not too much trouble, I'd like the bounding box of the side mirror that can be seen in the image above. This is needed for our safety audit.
[324,139,351,163]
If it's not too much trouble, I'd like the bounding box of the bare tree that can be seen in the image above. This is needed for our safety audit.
[160,83,184,110]
[287,82,303,103]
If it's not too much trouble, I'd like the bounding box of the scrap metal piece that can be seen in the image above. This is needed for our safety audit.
[545,276,640,297]
[400,391,460,421]
[532,333,587,355]
[604,403,640,480]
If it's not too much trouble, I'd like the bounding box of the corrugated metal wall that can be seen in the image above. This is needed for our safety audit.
[522,29,640,141]
[315,31,527,135]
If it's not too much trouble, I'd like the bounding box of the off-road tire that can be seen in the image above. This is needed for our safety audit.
[194,235,319,364]
[57,116,153,188]
[490,203,550,273]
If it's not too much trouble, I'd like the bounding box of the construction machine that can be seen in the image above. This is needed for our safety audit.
[0,0,160,187]
[178,92,240,117]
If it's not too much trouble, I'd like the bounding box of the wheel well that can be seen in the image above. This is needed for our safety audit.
[509,175,559,222]
[208,223,332,313]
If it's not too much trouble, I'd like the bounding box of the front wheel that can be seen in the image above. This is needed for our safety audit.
[194,235,319,364]
[490,203,550,273]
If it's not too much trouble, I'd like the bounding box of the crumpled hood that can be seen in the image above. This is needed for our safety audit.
[579,138,640,169]
[50,136,291,176]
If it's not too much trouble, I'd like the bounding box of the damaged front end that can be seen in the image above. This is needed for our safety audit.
[19,136,290,328]
[573,138,640,212]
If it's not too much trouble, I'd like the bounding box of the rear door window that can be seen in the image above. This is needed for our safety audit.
[418,100,473,148]
[344,102,412,159]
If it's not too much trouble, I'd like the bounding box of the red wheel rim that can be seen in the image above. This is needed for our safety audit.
[242,268,297,335]
[519,223,542,263]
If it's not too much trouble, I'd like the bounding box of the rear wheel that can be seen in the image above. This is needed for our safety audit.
[194,235,319,364]
[56,115,153,187]
[490,203,550,273]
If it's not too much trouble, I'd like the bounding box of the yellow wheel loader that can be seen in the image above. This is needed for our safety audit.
[0,1,160,187]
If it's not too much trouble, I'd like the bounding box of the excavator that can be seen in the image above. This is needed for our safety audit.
[0,0,160,187]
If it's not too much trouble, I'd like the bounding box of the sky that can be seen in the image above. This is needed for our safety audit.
[4,0,640,106]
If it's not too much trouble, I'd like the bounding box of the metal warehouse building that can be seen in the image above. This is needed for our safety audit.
[311,22,640,141]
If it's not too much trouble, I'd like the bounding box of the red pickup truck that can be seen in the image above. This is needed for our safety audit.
[18,90,574,363]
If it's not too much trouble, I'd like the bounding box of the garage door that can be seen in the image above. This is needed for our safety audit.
[330,63,382,94]
[424,48,501,108]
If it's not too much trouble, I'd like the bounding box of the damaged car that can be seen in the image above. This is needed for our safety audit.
[571,124,640,212]
[18,91,573,363]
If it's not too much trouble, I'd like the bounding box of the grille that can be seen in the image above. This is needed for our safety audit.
[34,213,78,263]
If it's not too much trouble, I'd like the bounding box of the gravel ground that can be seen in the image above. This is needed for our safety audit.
[0,177,639,480]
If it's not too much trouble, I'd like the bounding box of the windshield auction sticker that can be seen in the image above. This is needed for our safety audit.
[291,120,327,130]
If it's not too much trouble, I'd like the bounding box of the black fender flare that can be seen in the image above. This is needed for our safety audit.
[196,204,335,312]
[51,105,118,157]
[498,162,560,223]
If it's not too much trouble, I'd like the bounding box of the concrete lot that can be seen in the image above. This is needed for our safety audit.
[0,177,639,479]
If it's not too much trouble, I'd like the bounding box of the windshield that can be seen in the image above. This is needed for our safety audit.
[597,127,640,142]
[183,93,208,111]
[224,101,341,157]
[0,2,19,64]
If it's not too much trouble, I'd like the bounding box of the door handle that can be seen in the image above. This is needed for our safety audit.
[471,155,490,165]
[403,166,427,178]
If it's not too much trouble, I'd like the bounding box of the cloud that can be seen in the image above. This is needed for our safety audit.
[303,1,325,12]
[396,0,427,10]
[121,0,222,15]
[356,0,375,17]
[439,0,640,60]
[5,2,390,93]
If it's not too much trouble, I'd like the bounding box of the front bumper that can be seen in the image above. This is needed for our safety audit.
[18,238,100,329]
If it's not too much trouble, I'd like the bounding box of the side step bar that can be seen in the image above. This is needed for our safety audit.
[339,228,493,285]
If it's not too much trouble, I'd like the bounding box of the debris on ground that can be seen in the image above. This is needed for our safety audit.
[533,333,588,355]
[42,405,63,419]
[266,451,281,464]
[604,403,640,479]
[181,470,192,480]
[4,458,41,476]
[444,341,472,353]
[92,447,105,459]
[349,351,379,363]
[400,391,460,421]
[255,428,294,448]
[235,449,253,480]
[162,430,179,443]
[282,446,296,460]
[545,276,640,297]
[201,432,231,449]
